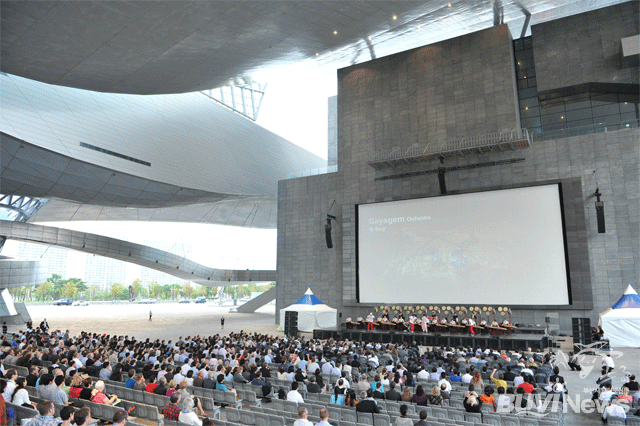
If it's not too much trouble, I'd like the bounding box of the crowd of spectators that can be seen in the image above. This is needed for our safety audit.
[0,325,638,426]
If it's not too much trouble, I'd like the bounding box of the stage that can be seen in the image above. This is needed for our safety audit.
[313,327,549,351]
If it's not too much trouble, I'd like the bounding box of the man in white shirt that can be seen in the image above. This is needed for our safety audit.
[602,354,615,372]
[599,383,615,403]
[601,395,626,422]
[462,368,473,383]
[287,382,305,404]
[292,408,313,426]
[438,373,451,393]
[417,366,429,381]
[429,367,440,381]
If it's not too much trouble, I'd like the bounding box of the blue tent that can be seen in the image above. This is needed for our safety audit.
[600,283,640,348]
[280,287,337,332]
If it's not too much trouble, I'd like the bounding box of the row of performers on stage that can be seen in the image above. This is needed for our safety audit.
[345,313,517,335]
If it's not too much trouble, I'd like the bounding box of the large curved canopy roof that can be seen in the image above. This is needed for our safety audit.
[1,0,626,95]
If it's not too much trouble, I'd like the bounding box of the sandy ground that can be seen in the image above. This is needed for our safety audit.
[14,302,282,341]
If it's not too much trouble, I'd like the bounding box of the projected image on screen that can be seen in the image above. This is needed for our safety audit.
[357,184,570,305]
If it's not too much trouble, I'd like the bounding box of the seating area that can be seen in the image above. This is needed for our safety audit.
[2,327,639,426]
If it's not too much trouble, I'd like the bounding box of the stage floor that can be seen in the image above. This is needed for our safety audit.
[314,327,548,351]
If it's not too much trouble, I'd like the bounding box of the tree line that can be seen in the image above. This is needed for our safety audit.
[9,274,274,302]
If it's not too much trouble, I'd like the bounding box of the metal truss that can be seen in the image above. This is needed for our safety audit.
[0,194,48,223]
[201,83,267,121]
[0,194,48,251]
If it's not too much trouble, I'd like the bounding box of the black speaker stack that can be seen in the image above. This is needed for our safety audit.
[572,317,591,350]
[284,311,298,336]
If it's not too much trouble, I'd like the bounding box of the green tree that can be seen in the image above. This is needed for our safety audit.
[68,278,87,295]
[110,282,124,300]
[131,278,146,299]
[182,283,193,299]
[148,281,162,299]
[89,284,100,300]
[46,274,65,299]
[34,281,53,302]
[62,281,77,298]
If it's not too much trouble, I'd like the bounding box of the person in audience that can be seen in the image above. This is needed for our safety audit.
[372,382,385,400]
[25,401,57,426]
[623,375,638,392]
[293,407,313,426]
[2,370,16,401]
[306,375,320,394]
[10,377,36,409]
[178,396,202,426]
[178,381,204,417]
[112,411,128,426]
[59,406,75,426]
[495,386,511,411]
[602,395,626,423]
[480,386,496,410]
[124,370,136,389]
[287,382,304,404]
[355,389,380,414]
[344,389,358,408]
[470,371,484,391]
[490,368,507,391]
[329,386,345,405]
[414,410,431,426]
[464,393,482,413]
[166,379,179,397]
[99,362,111,381]
[215,375,237,398]
[427,386,442,406]
[146,375,158,393]
[133,373,146,391]
[68,376,83,399]
[51,375,68,405]
[163,392,181,421]
[393,404,413,426]
[90,380,119,406]
[401,386,412,402]
[316,408,331,426]
[412,384,428,406]
[599,383,615,403]
[73,407,92,426]
[619,386,633,403]
[277,366,287,380]
[357,374,370,393]
[110,365,123,382]
[78,377,93,401]
[26,367,40,387]
[517,376,534,393]
[385,381,402,401]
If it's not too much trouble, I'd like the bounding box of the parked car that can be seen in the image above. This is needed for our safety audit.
[54,299,73,306]
[138,298,157,304]
[71,300,89,306]
[194,297,206,304]
[178,299,191,304]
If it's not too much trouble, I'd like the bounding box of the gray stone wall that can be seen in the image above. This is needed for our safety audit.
[276,19,640,334]
[328,96,338,167]
[532,2,640,93]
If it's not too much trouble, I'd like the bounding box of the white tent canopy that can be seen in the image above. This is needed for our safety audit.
[280,287,337,332]
[599,283,640,348]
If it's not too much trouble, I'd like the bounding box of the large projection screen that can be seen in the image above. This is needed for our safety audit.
[357,184,570,305]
